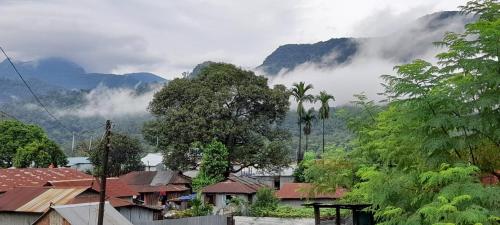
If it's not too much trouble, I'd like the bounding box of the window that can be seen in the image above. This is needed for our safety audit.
[205,194,215,205]
[274,177,280,190]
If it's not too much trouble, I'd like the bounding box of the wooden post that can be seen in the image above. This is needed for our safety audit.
[97,120,111,225]
[336,206,341,225]
[314,206,320,225]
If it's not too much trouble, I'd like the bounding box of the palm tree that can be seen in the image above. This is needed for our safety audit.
[317,91,335,153]
[301,108,317,153]
[291,82,314,163]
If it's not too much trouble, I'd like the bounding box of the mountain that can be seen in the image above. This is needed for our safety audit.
[258,11,476,75]
[0,57,166,91]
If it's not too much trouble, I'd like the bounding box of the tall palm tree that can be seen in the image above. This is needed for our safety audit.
[291,82,314,163]
[301,108,317,153]
[317,91,335,153]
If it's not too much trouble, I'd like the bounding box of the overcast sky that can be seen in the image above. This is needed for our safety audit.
[0,0,467,79]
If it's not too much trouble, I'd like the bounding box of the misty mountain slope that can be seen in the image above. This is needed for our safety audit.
[258,11,476,75]
[0,57,166,91]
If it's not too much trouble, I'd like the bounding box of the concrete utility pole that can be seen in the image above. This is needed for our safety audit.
[71,132,75,153]
[97,120,111,225]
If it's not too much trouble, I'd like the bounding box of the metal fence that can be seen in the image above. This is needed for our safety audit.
[134,215,230,225]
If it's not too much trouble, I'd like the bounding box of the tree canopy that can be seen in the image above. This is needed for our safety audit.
[144,63,291,174]
[87,132,144,177]
[304,1,500,224]
[0,120,67,168]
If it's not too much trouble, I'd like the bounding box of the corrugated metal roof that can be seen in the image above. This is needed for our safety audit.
[52,202,133,225]
[141,153,163,166]
[46,178,138,197]
[17,187,88,212]
[0,187,48,211]
[275,183,346,200]
[0,168,92,192]
[119,171,156,185]
[202,175,268,194]
[128,184,189,193]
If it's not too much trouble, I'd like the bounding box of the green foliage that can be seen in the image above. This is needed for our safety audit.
[0,120,66,168]
[13,139,67,168]
[291,82,315,162]
[293,151,316,182]
[253,205,349,218]
[192,140,229,191]
[190,194,213,216]
[317,91,335,153]
[305,1,500,224]
[87,132,144,177]
[250,187,280,216]
[144,63,291,172]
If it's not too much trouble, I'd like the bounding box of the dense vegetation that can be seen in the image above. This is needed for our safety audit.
[144,63,292,173]
[303,1,500,224]
[0,120,67,168]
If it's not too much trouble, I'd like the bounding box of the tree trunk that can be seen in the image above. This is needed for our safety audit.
[305,134,308,153]
[298,121,303,163]
[322,119,325,153]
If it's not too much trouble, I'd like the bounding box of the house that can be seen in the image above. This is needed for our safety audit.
[120,169,191,207]
[141,153,164,171]
[0,186,99,225]
[0,168,92,194]
[44,178,139,201]
[201,175,268,213]
[238,165,296,190]
[32,202,133,225]
[66,157,93,172]
[0,186,161,225]
[275,183,346,207]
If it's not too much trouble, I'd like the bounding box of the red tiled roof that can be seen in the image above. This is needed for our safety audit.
[0,168,92,192]
[202,175,267,194]
[46,178,139,197]
[276,183,346,200]
[128,184,189,193]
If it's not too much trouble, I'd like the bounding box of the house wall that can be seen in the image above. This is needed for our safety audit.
[203,193,252,213]
[33,210,70,225]
[117,207,156,224]
[143,192,160,206]
[70,163,93,172]
[0,212,42,225]
[253,176,294,189]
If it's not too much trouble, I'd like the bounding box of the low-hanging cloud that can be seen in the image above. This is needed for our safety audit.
[56,85,160,118]
[268,9,474,106]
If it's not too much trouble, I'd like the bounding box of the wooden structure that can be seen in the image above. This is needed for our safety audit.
[303,203,373,225]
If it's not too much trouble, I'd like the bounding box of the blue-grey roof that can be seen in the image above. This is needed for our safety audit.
[66,157,91,166]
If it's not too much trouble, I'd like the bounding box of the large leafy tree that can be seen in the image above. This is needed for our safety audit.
[317,91,335,153]
[291,82,314,162]
[88,132,144,177]
[144,63,291,175]
[305,1,500,224]
[0,120,66,168]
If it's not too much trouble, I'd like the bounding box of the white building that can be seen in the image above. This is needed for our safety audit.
[141,153,164,171]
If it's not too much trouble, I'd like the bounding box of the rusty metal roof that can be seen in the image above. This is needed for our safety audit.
[46,177,139,197]
[202,175,267,194]
[0,187,89,212]
[0,168,92,192]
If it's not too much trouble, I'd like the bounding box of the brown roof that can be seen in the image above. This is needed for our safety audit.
[128,184,189,193]
[0,187,91,212]
[0,168,92,192]
[46,178,139,197]
[275,183,346,200]
[120,171,157,185]
[202,175,267,194]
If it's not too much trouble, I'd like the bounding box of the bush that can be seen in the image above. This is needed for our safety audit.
[250,188,279,216]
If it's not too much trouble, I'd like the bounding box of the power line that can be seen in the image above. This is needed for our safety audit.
[0,47,74,133]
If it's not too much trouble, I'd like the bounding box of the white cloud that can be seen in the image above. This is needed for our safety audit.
[0,0,468,78]
[56,85,160,118]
